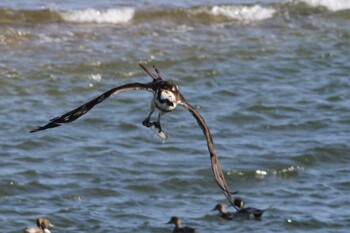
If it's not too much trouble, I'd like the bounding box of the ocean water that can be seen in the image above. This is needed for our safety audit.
[1,0,349,232]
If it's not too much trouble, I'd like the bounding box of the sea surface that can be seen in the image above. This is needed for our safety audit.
[1,0,350,232]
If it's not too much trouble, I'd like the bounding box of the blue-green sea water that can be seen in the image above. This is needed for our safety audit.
[1,0,350,232]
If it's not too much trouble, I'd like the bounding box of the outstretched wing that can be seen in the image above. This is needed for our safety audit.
[30,82,153,133]
[179,95,239,210]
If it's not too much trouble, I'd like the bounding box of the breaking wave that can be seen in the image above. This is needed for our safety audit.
[298,0,350,12]
[60,8,135,24]
[0,1,349,25]
[208,4,276,22]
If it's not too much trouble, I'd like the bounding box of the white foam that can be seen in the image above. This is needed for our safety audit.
[89,74,102,82]
[60,8,134,24]
[210,5,276,22]
[299,0,350,11]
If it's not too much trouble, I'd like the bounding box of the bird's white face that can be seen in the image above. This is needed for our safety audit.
[154,89,177,111]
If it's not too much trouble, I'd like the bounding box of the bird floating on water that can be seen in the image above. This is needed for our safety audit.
[213,200,268,220]
[30,63,239,209]
[23,217,54,233]
[212,203,235,220]
[167,216,197,233]
[233,198,268,219]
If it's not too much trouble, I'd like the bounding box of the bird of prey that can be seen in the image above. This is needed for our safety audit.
[30,63,239,210]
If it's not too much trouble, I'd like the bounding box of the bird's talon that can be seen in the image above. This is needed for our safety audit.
[152,121,161,132]
[142,119,152,128]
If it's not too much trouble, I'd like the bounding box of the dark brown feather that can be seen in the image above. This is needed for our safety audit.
[179,95,239,210]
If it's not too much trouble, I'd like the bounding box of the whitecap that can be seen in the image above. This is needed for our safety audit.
[298,0,350,12]
[89,73,102,82]
[60,8,135,24]
[255,169,268,179]
[210,5,276,22]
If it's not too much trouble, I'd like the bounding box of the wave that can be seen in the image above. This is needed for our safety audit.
[60,8,135,24]
[0,7,135,25]
[0,1,349,26]
[206,5,276,22]
[298,0,350,12]
[231,166,304,179]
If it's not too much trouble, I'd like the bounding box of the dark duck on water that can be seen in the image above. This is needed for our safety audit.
[30,63,240,209]
[23,218,53,233]
[167,216,197,233]
[233,198,269,219]
[213,199,268,220]
[212,203,235,220]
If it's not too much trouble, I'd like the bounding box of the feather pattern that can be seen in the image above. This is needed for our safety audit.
[29,64,239,209]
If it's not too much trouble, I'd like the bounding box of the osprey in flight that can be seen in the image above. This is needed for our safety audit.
[30,63,239,210]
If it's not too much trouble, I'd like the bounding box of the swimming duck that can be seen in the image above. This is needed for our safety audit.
[167,216,197,233]
[234,198,268,219]
[29,64,240,209]
[23,217,53,233]
[212,203,234,220]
